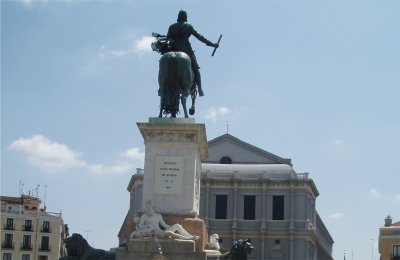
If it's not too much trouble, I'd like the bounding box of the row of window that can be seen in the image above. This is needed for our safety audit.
[4,219,51,233]
[214,195,285,220]
[2,253,48,260]
[2,234,50,251]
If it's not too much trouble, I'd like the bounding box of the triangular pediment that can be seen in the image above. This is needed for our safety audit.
[204,134,292,165]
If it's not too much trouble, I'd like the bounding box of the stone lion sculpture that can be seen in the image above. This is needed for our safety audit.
[220,239,254,260]
[59,233,115,260]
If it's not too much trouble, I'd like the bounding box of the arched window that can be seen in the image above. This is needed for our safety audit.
[220,156,232,164]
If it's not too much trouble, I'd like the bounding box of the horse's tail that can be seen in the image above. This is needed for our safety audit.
[158,52,194,117]
[159,53,180,114]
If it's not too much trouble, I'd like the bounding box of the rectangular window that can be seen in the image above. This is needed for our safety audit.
[22,254,30,260]
[24,220,32,232]
[393,245,400,257]
[42,221,50,233]
[3,234,13,249]
[5,218,14,230]
[215,195,228,219]
[272,195,284,220]
[38,256,48,260]
[22,235,31,250]
[40,236,50,251]
[3,253,12,260]
[243,195,256,220]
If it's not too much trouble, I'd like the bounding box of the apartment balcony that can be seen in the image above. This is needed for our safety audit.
[23,225,33,232]
[41,227,51,233]
[4,224,15,230]
[21,243,32,250]
[2,242,14,249]
[39,244,51,251]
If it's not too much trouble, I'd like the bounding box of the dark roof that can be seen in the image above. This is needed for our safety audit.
[392,221,400,226]
[207,134,292,165]
[0,196,23,204]
[0,195,41,204]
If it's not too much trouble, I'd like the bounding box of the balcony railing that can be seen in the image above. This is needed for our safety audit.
[41,227,51,233]
[21,243,32,250]
[23,225,33,231]
[2,242,14,249]
[39,244,51,251]
[4,224,15,230]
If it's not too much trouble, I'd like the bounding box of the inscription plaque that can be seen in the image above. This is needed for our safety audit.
[155,156,183,195]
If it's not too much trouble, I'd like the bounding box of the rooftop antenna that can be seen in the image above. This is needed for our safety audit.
[35,184,40,197]
[19,181,26,195]
[19,180,23,195]
[225,121,229,134]
[44,185,47,210]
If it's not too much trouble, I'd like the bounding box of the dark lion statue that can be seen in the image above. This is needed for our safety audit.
[158,51,195,118]
[59,233,115,260]
[221,239,254,260]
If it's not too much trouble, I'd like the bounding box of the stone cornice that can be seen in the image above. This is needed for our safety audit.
[137,118,208,160]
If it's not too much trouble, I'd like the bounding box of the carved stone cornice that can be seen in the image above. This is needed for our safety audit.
[137,118,208,160]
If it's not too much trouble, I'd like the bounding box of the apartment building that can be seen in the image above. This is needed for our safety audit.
[0,195,67,260]
[379,215,400,260]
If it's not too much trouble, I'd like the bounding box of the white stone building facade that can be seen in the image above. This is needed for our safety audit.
[120,134,333,260]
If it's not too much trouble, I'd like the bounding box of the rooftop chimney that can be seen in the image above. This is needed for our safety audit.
[384,215,392,227]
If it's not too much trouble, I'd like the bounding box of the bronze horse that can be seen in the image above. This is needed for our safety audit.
[158,51,197,118]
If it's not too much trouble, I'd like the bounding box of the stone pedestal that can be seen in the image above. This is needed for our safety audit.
[115,118,218,260]
[115,239,220,260]
[162,214,207,252]
[137,117,208,215]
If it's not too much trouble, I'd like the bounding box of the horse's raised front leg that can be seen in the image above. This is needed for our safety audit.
[189,85,196,115]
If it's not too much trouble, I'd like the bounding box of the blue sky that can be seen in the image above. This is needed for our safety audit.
[1,0,399,259]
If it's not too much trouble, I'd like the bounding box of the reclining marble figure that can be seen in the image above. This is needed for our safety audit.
[130,200,199,240]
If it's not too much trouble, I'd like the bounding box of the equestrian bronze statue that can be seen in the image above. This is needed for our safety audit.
[152,10,221,118]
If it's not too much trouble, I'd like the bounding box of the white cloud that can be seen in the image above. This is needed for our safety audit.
[88,161,133,175]
[17,0,84,6]
[9,135,85,173]
[202,106,230,123]
[134,36,153,54]
[369,188,381,198]
[334,139,344,145]
[329,212,344,219]
[9,135,143,175]
[121,147,145,161]
[19,0,49,6]
[82,35,152,72]
[96,45,134,59]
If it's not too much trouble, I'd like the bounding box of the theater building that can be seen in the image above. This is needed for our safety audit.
[120,134,334,260]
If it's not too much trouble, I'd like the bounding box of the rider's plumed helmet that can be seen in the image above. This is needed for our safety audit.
[177,10,187,22]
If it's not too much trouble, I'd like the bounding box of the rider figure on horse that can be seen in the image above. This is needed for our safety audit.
[167,10,219,97]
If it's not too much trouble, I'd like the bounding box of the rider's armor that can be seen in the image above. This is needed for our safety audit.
[166,11,216,96]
